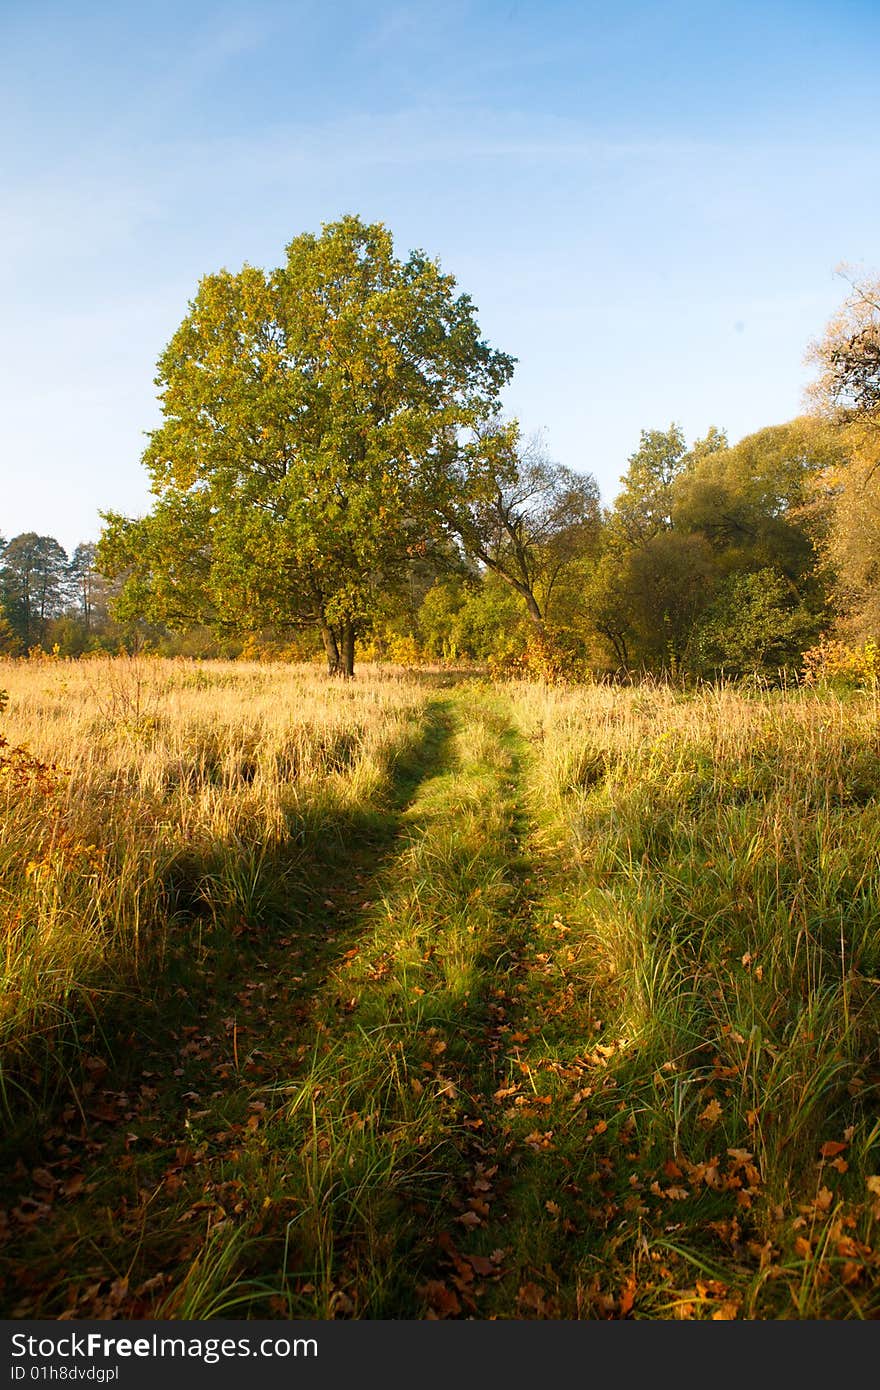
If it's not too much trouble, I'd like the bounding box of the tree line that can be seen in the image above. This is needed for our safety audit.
[0,537,113,655]
[6,223,878,679]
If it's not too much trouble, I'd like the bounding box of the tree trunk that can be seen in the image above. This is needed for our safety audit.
[321,622,340,676]
[522,589,546,634]
[341,623,356,679]
[483,559,547,637]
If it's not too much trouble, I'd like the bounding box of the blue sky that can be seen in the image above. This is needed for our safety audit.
[3,0,879,554]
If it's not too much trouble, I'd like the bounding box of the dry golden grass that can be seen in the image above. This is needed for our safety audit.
[0,655,431,1089]
[2,662,878,1317]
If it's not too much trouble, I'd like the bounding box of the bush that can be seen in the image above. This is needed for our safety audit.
[802,637,880,690]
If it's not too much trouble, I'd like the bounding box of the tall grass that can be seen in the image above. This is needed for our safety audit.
[0,655,430,1108]
[3,660,878,1317]
[507,678,880,1316]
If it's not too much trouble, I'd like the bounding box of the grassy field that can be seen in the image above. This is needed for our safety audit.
[1,657,878,1318]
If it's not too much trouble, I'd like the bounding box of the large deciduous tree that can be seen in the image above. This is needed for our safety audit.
[99,215,514,675]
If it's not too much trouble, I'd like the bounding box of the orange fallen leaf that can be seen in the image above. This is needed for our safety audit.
[712,1302,740,1320]
[819,1141,847,1159]
[699,1099,723,1126]
[618,1273,637,1317]
[727,1148,753,1166]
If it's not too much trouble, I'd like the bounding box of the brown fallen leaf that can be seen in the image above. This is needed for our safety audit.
[819,1140,847,1159]
[467,1197,490,1218]
[420,1281,461,1319]
[456,1210,481,1228]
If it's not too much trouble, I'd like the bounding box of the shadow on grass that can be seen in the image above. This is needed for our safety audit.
[0,696,457,1149]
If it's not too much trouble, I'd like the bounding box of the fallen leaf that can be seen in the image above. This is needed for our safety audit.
[699,1099,723,1126]
[420,1281,461,1319]
[727,1148,753,1166]
[618,1273,637,1317]
[456,1210,481,1228]
[819,1141,847,1159]
[712,1302,740,1320]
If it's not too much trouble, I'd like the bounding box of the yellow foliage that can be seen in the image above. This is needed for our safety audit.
[488,631,585,684]
[801,638,879,689]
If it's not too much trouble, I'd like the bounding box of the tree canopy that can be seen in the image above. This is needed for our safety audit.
[442,419,601,635]
[99,215,515,675]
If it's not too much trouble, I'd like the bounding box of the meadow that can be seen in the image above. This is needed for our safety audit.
[0,656,878,1319]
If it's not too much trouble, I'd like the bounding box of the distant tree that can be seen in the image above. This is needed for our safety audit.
[0,533,68,647]
[610,424,688,547]
[694,568,820,676]
[443,419,601,637]
[0,535,13,652]
[672,417,842,592]
[807,269,880,640]
[587,425,725,671]
[99,215,514,676]
[66,542,107,632]
[418,571,525,661]
[0,613,21,655]
[808,269,880,422]
[595,530,718,672]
